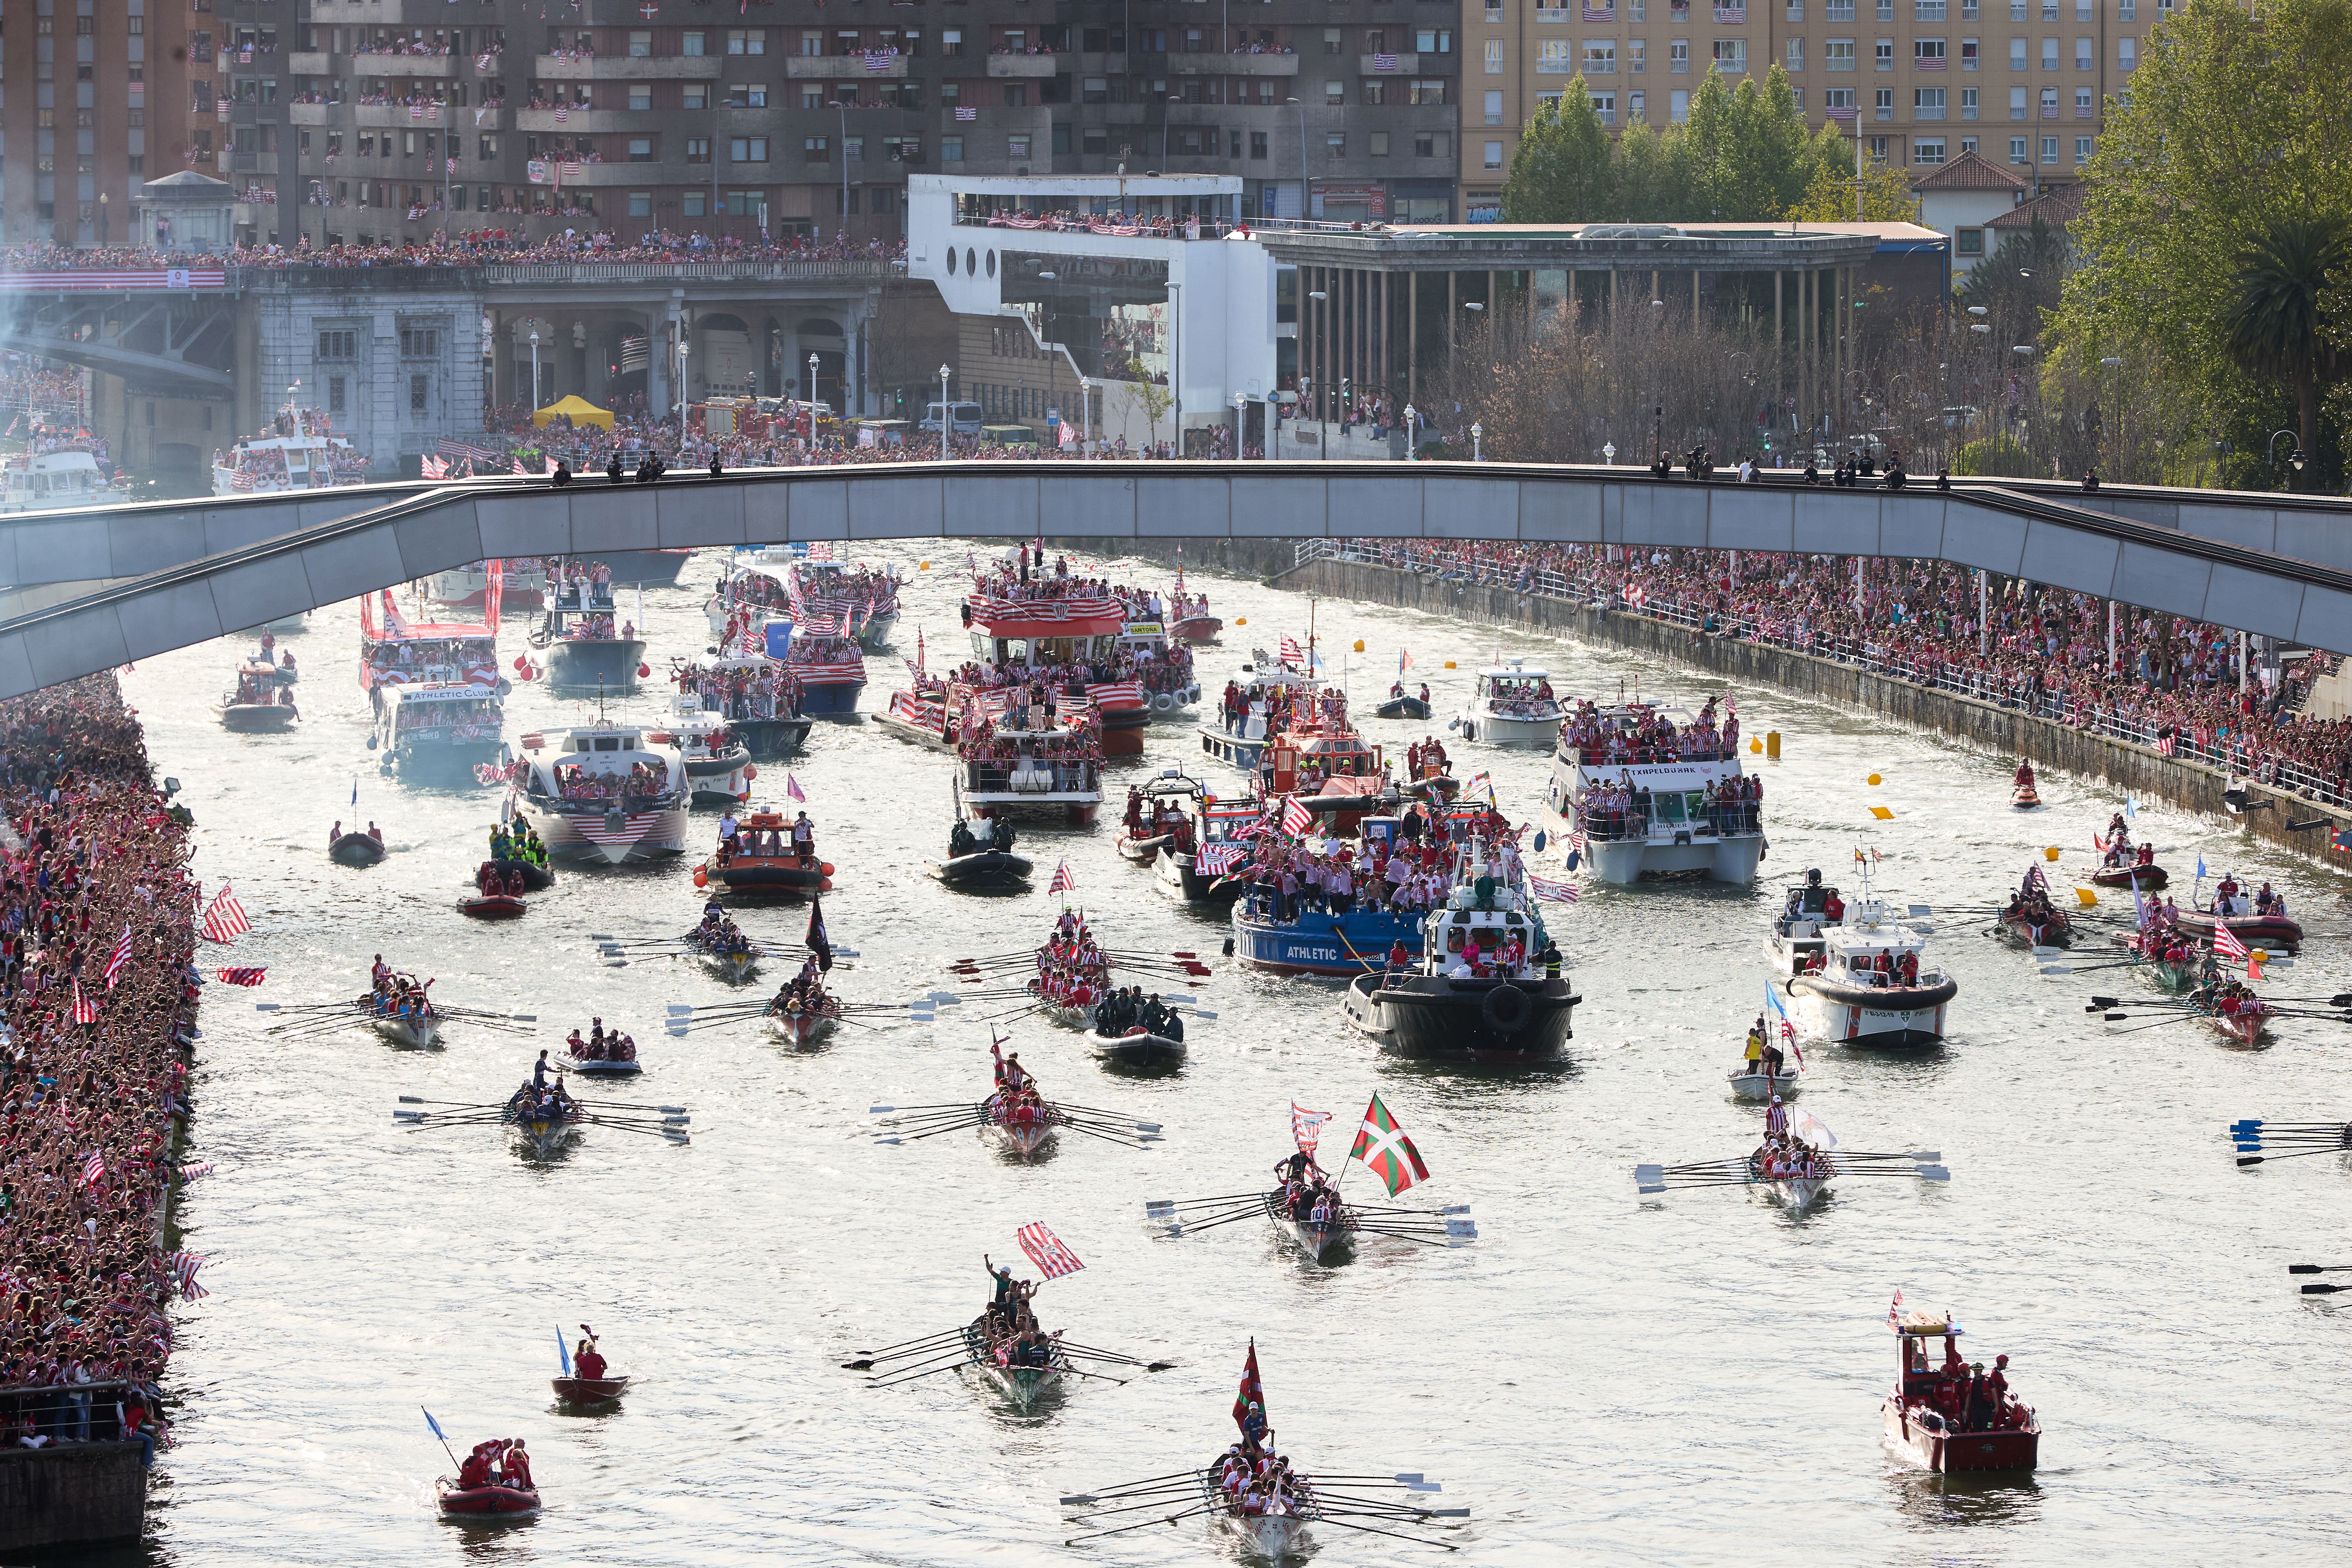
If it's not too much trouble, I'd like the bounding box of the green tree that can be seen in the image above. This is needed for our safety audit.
[1500,80,1615,223]
[1613,119,1690,223]
[2050,0,2352,490]
[1784,157,1922,223]
[2221,215,2349,470]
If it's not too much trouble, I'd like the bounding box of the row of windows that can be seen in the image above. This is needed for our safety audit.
[314,327,444,359]
[1505,35,2136,71]
[1482,82,2105,137]
[1505,0,2157,18]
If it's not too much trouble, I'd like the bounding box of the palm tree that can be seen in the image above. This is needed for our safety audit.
[2219,215,2350,484]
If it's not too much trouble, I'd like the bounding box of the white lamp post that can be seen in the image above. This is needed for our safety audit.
[528,328,540,410]
[1471,421,1483,462]
[938,362,952,456]
[1603,441,1616,465]
[677,336,690,443]
[1308,289,1328,460]
[1403,401,1417,460]
[1234,390,1247,460]
[808,352,820,438]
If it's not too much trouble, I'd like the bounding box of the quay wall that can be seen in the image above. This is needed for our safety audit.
[1055,534,2350,866]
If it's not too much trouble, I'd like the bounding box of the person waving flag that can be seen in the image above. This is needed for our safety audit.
[71,980,98,1025]
[2213,921,2250,965]
[199,883,251,943]
[1290,1102,1332,1156]
[1279,796,1313,837]
[1348,1093,1430,1195]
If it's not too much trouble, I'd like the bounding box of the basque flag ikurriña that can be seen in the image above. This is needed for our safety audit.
[1016,1222,1085,1280]
[1232,1339,1268,1438]
[1348,1092,1430,1196]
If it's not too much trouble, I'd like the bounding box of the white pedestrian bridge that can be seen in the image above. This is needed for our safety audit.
[0,461,2346,700]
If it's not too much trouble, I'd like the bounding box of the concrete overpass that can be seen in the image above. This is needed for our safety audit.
[2,462,2350,700]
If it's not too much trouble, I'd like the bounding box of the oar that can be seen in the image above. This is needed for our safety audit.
[1306,1514,1461,1551]
[869,1355,982,1389]
[2236,1147,2352,1166]
[2289,1265,2352,1274]
[1063,1504,1214,1545]
[1059,1468,1209,1504]
[856,1326,967,1359]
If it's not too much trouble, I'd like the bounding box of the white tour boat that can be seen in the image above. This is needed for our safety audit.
[1452,658,1564,747]
[1197,654,1323,772]
[657,693,755,806]
[369,681,506,783]
[509,720,691,865]
[212,429,367,495]
[1542,700,1767,884]
[1775,873,1956,1048]
[0,443,129,514]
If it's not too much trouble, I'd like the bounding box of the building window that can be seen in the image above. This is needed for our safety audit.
[2010,36,2027,67]
[731,136,768,162]
[2118,37,2136,70]
[844,137,865,162]
[628,30,652,57]
[1325,132,1346,159]
[1713,40,1746,71]
[1879,0,1895,15]
[1961,85,1979,117]
[1868,134,1891,160]
[1826,87,1856,114]
[730,83,770,108]
[1252,129,1270,158]
[399,328,439,358]
[629,191,652,216]
[2010,86,2027,117]
[2040,134,2058,161]
[1962,37,1979,67]
[1670,39,1689,71]
[1630,39,1646,71]
[687,136,711,163]
[1917,0,1947,13]
[628,137,654,161]
[1916,38,1947,66]
[1485,39,1505,72]
[1583,42,1617,73]
[1485,88,1505,123]
[2009,134,2029,161]
[1875,86,1894,118]
[1827,38,1856,68]
[1670,88,1690,120]
[1962,135,1979,151]
[1913,136,1946,162]
[328,376,347,413]
[1630,88,1647,117]
[1483,138,1504,167]
[804,136,829,163]
[2041,86,2058,116]
[1875,38,1894,68]
[728,28,766,55]
[1788,37,1805,69]
[2041,37,2058,68]
[2074,134,2091,161]
[681,31,707,57]
[1916,87,1946,117]
[942,135,964,161]
[1958,226,1984,254]
[1084,76,1109,103]
[1369,130,1391,156]
[1410,79,1448,105]
[1827,0,1856,15]
[410,374,429,413]
[317,329,356,359]
[1007,134,1031,158]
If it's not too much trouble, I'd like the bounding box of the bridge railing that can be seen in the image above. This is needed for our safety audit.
[1296,537,2352,811]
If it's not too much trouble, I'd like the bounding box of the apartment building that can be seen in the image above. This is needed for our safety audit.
[1461,0,2160,221]
[252,0,1462,255]
[0,0,224,246]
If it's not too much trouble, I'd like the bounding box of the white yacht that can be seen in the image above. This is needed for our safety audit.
[1772,871,1956,1048]
[1197,653,1322,772]
[658,692,754,807]
[508,721,690,865]
[213,430,366,494]
[1540,700,1766,884]
[0,444,129,513]
[1453,659,1564,747]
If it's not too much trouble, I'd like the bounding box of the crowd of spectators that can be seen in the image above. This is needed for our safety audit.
[0,229,903,275]
[1343,537,2352,808]
[0,360,88,422]
[0,675,196,1457]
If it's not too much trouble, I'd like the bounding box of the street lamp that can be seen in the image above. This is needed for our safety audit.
[938,362,952,457]
[1234,390,1248,460]
[677,336,691,443]
[1308,288,1329,459]
[1471,421,1484,462]
[1403,402,1418,459]
[2269,429,2308,487]
[529,328,541,410]
[808,352,820,436]
[1602,441,1616,465]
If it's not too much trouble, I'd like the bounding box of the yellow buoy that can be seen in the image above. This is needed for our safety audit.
[1765,731,1780,759]
[2043,846,2061,861]
[1235,617,1247,627]
[2074,887,2099,907]
[919,560,931,570]
[1867,772,1883,786]
[1869,806,1894,821]
[1352,638,1366,653]
[1443,660,1457,669]
[1749,737,1763,754]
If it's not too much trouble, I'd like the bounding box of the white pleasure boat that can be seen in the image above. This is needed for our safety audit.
[1453,658,1564,747]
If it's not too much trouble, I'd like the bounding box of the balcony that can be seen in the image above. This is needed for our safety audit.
[986,54,1060,77]
[352,104,456,128]
[289,51,332,75]
[513,108,640,132]
[1185,52,1300,76]
[535,54,722,80]
[788,55,912,80]
[288,102,333,125]
[1359,53,1421,74]
[350,53,455,78]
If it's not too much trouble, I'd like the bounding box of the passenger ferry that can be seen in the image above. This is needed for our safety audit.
[509,721,691,864]
[1540,699,1766,884]
[954,710,1104,828]
[212,429,367,494]
[960,586,1146,754]
[530,583,645,696]
[675,653,812,757]
[0,443,129,513]
[370,682,507,783]
[1452,659,1564,748]
[1227,813,1424,976]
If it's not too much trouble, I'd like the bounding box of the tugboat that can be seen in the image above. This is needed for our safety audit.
[508,720,690,865]
[1452,658,1564,747]
[1883,1305,2040,1473]
[698,811,833,897]
[530,578,646,695]
[1256,715,1391,838]
[371,682,505,783]
[1339,845,1577,1058]
[1540,695,1766,885]
[655,695,754,806]
[1777,870,1955,1047]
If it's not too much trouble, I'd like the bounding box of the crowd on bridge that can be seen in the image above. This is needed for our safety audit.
[0,229,903,275]
[1349,537,2352,811]
[0,676,192,1457]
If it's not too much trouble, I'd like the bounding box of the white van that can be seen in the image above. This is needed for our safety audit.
[919,401,985,437]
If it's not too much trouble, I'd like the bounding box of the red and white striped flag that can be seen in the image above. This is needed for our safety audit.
[215,967,268,987]
[78,1150,104,1189]
[1049,860,1076,894]
[178,1162,215,1183]
[555,102,568,121]
[511,458,529,476]
[199,884,251,943]
[1279,636,1303,665]
[1529,874,1581,904]
[169,1251,208,1300]
[954,106,977,120]
[1290,1102,1332,1156]
[1016,1222,1085,1279]
[103,924,134,989]
[71,980,97,1025]
[1279,796,1313,837]
[2213,922,2250,964]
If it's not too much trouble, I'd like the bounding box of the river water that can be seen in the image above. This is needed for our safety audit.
[110,543,2352,1566]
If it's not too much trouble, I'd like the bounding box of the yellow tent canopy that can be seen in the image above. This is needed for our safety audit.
[532,395,613,431]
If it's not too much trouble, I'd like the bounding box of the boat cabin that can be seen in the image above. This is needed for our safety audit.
[1892,1311,1976,1404]
[516,726,683,800]
[374,682,503,747]
[719,810,803,860]
[1265,731,1383,795]
[1808,905,1939,987]
[1,447,121,512]
[362,623,496,689]
[1470,660,1560,717]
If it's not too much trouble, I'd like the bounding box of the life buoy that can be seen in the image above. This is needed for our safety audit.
[1480,983,1532,1035]
[1151,692,1174,714]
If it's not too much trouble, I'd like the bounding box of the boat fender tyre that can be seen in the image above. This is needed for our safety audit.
[1481,983,1533,1035]
[1223,937,1236,957]
[1152,692,1174,714]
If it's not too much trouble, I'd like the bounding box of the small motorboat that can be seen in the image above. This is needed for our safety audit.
[1727,1065,1801,1101]
[2090,862,2168,891]
[2172,907,2304,954]
[1087,1027,1187,1069]
[933,850,1034,889]
[1883,1306,2040,1473]
[552,1374,629,1407]
[435,1481,541,1519]
[220,658,300,731]
[459,894,528,920]
[699,810,833,897]
[1375,694,1432,721]
[328,832,386,867]
[2010,782,2042,809]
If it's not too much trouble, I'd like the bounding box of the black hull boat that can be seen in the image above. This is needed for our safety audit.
[1341,974,1578,1058]
[1087,1027,1187,1069]
[329,832,386,867]
[1375,696,1432,721]
[544,638,646,696]
[934,850,1035,889]
[732,716,814,758]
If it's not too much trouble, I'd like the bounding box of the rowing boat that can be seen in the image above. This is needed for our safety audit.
[961,1319,1065,1413]
[1726,1066,1801,1101]
[766,1003,839,1050]
[2198,1000,2273,1048]
[373,1011,440,1048]
[551,1374,629,1406]
[693,945,761,984]
[983,1092,1059,1159]
[1748,1148,1830,1212]
[1198,1473,1311,1560]
[1261,1189,1353,1266]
